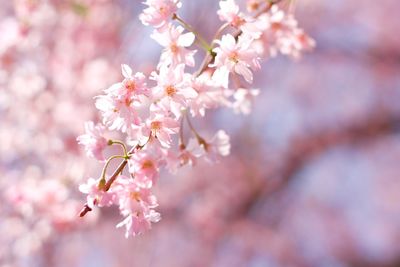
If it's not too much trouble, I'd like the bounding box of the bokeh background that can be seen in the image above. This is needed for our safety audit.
[1,0,400,266]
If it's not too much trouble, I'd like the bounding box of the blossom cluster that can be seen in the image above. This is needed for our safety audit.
[78,0,314,237]
[0,0,125,262]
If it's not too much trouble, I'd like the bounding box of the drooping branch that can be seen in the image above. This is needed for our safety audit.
[232,108,400,220]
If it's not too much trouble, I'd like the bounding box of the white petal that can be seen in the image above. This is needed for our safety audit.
[177,32,195,47]
[121,64,132,78]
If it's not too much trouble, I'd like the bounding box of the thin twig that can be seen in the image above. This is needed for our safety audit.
[109,140,128,157]
[79,136,152,217]
[173,13,212,52]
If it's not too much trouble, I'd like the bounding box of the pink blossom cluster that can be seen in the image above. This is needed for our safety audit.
[0,0,126,263]
[250,2,316,59]
[78,0,314,237]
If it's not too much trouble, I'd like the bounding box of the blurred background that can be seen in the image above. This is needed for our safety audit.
[1,0,400,266]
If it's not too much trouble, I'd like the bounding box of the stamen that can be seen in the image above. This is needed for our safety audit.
[165,85,177,96]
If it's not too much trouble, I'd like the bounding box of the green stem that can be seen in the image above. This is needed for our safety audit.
[185,114,205,144]
[103,136,152,191]
[173,14,212,52]
[100,155,125,182]
[108,139,128,157]
[211,22,229,46]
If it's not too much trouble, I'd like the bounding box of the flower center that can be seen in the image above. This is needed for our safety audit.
[130,191,141,202]
[159,6,167,15]
[142,160,154,169]
[151,121,162,131]
[271,22,282,31]
[165,85,177,96]
[229,51,239,63]
[247,0,259,12]
[125,79,136,91]
[232,17,245,28]
[170,43,179,53]
[124,98,132,107]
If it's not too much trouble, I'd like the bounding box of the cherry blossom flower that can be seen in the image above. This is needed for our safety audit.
[151,24,196,68]
[77,121,108,161]
[251,5,315,59]
[139,0,182,29]
[277,28,316,59]
[95,93,142,133]
[217,0,264,38]
[211,34,260,88]
[95,65,150,134]
[188,72,230,117]
[114,177,158,209]
[179,137,206,166]
[116,209,161,238]
[79,178,117,209]
[105,64,149,99]
[232,88,260,115]
[151,64,197,117]
[114,178,160,237]
[128,147,163,188]
[209,130,231,156]
[217,0,245,28]
[163,137,206,173]
[240,15,268,39]
[141,113,180,148]
[199,130,231,162]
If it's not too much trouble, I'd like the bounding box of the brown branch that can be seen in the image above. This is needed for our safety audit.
[79,137,152,217]
[233,108,400,220]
